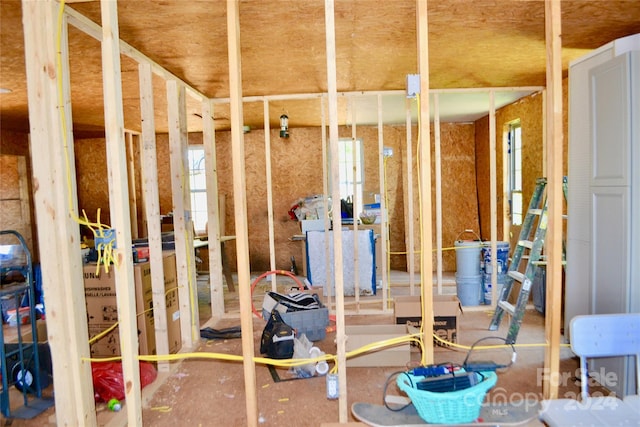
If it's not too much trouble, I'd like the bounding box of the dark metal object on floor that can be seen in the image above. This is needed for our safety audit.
[1,230,54,419]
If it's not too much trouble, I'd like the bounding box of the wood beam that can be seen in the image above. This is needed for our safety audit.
[263,100,277,291]
[226,1,259,425]
[405,99,416,294]
[126,132,139,239]
[543,0,564,400]
[64,6,207,102]
[433,94,442,294]
[139,62,170,373]
[325,0,349,421]
[489,91,498,306]
[377,94,388,310]
[417,0,434,366]
[100,0,142,424]
[21,0,96,424]
[351,99,360,309]
[321,96,334,311]
[203,99,226,316]
[167,80,198,349]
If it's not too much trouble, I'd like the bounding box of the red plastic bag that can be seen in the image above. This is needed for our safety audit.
[91,361,157,402]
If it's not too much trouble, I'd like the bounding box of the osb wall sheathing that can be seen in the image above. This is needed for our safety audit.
[0,129,36,259]
[437,123,480,272]
[402,122,479,274]
[211,125,407,273]
[475,91,544,256]
[75,138,110,223]
[73,121,497,275]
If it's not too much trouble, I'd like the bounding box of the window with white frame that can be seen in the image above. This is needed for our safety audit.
[337,137,364,217]
[188,146,208,233]
[507,121,523,226]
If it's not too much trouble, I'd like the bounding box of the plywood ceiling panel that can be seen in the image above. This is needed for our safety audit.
[1,0,639,136]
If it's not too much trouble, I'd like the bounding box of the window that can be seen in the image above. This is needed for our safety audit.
[507,121,523,226]
[337,137,364,216]
[188,146,208,233]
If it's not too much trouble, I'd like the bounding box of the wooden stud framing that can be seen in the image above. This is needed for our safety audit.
[417,0,434,365]
[226,1,259,425]
[501,108,511,242]
[543,0,564,400]
[100,1,143,424]
[21,1,96,424]
[351,99,360,309]
[17,157,33,245]
[64,6,207,102]
[377,94,388,310]
[139,62,170,373]
[203,99,226,316]
[263,100,278,291]
[126,131,139,239]
[21,1,563,423]
[167,80,199,349]
[489,91,498,306]
[325,0,349,421]
[433,94,443,294]
[321,96,334,311]
[405,99,416,294]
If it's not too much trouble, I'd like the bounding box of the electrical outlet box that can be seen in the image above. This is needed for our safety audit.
[406,74,420,98]
[383,147,393,158]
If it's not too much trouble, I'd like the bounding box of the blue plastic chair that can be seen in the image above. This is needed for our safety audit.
[540,313,640,426]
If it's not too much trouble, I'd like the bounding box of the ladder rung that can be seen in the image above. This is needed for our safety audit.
[532,260,567,266]
[498,301,516,315]
[518,240,533,249]
[508,271,526,283]
[529,208,543,216]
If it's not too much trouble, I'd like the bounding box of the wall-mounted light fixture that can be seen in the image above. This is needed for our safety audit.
[279,114,289,139]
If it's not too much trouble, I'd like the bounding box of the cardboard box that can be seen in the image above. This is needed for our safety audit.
[5,319,48,343]
[83,253,180,357]
[162,254,181,354]
[84,263,154,357]
[345,325,410,367]
[394,295,461,345]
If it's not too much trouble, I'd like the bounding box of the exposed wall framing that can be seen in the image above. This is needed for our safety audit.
[543,0,564,400]
[19,0,566,425]
[226,1,259,424]
[22,1,96,424]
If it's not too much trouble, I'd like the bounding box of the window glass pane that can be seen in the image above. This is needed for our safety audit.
[512,191,523,226]
[188,147,208,232]
[508,122,523,225]
[336,138,364,216]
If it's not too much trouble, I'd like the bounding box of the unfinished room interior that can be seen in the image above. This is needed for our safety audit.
[1,0,639,426]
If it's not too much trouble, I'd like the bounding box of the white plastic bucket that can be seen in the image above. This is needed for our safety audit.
[455,273,482,306]
[454,230,482,277]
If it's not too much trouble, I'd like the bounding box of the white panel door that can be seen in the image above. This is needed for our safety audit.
[590,187,630,315]
[590,54,632,188]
